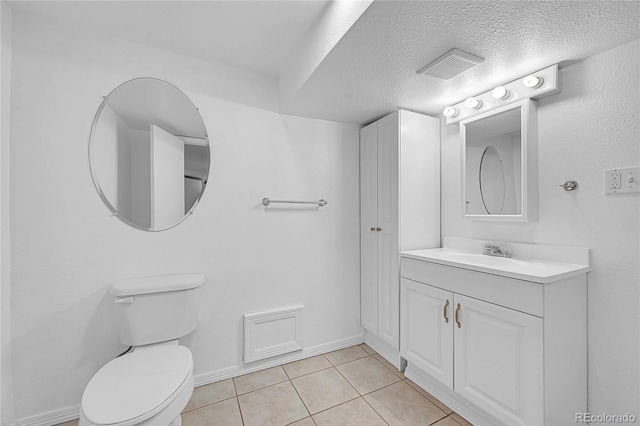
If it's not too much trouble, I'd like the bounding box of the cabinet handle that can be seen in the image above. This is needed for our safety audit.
[376,227,382,232]
[455,303,461,328]
[370,227,376,231]
[443,299,449,323]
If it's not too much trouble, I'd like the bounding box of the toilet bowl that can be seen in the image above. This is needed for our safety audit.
[79,274,205,426]
[80,343,193,426]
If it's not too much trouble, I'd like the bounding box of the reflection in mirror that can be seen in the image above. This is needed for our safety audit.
[479,146,505,214]
[464,106,522,216]
[90,78,209,231]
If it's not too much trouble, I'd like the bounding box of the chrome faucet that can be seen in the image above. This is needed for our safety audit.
[483,243,512,258]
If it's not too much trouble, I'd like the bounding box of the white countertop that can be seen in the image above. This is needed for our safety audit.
[401,237,590,284]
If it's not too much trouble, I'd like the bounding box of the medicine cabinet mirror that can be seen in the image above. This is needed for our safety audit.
[89,78,210,231]
[461,99,538,221]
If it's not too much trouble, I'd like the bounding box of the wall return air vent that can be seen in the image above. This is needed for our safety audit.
[417,48,484,79]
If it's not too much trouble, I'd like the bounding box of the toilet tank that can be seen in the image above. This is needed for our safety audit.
[110,274,205,346]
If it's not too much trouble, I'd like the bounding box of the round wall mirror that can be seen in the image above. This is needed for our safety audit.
[89,78,210,231]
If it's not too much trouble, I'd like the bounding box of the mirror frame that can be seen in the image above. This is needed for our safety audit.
[88,77,210,231]
[460,99,538,222]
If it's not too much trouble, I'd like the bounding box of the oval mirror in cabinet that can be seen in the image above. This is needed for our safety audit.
[479,146,506,214]
[461,99,538,221]
[89,78,210,231]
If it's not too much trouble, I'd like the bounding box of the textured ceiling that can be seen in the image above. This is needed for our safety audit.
[8,0,640,125]
[280,0,640,124]
[7,0,330,76]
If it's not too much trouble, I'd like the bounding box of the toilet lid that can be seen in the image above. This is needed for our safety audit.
[82,345,192,425]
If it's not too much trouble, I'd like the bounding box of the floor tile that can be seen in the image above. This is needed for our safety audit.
[181,397,243,426]
[283,355,332,379]
[359,343,376,355]
[405,379,453,414]
[364,381,446,425]
[450,412,474,426]
[233,365,289,395]
[313,397,387,426]
[323,345,369,366]
[336,356,400,394]
[373,353,405,379]
[287,417,316,426]
[238,381,309,426]
[291,367,359,414]
[183,379,236,412]
[433,415,464,426]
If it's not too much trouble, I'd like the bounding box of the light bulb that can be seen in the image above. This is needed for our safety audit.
[464,97,482,109]
[443,106,459,118]
[523,75,544,88]
[492,86,510,100]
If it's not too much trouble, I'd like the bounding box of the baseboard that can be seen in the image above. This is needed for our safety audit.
[14,333,365,426]
[405,365,498,426]
[15,404,80,426]
[194,332,365,387]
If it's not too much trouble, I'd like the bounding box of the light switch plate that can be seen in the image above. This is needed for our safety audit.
[605,167,640,194]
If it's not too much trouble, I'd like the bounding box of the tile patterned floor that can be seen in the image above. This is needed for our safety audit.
[56,344,474,426]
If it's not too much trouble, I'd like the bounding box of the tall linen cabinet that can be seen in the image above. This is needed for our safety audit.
[360,109,440,366]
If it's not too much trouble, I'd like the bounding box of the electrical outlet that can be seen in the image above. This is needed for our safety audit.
[609,172,621,189]
[605,167,640,194]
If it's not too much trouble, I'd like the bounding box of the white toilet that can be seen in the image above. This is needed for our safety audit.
[79,273,205,426]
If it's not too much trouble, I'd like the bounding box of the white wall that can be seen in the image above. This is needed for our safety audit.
[9,12,361,420]
[442,39,640,417]
[0,1,14,424]
[279,0,373,112]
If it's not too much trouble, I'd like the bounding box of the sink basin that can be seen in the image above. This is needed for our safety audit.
[401,241,590,284]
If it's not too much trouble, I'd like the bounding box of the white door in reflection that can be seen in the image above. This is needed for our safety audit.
[150,125,185,230]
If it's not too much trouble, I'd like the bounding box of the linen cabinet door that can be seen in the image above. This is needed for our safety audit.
[376,112,400,349]
[400,279,453,388]
[454,294,543,426]
[360,122,378,334]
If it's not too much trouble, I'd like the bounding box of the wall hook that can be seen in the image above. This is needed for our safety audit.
[559,180,578,191]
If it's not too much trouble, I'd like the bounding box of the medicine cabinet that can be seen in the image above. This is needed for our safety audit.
[460,99,538,221]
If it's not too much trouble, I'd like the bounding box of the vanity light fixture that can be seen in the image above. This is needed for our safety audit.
[491,86,510,100]
[443,106,459,117]
[445,63,560,124]
[523,75,544,88]
[464,97,482,109]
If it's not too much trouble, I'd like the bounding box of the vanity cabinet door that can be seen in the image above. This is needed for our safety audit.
[454,294,543,426]
[400,279,453,389]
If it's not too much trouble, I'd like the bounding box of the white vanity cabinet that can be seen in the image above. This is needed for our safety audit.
[400,238,589,426]
[402,279,544,425]
[360,109,440,364]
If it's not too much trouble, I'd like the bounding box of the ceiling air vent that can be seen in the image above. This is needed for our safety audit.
[417,49,484,79]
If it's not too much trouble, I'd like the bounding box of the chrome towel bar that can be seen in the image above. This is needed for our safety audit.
[262,198,327,207]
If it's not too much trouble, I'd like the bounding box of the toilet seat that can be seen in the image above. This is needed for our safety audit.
[81,345,193,426]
